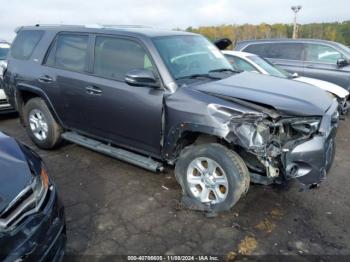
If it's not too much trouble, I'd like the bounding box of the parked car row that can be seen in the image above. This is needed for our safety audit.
[0,25,348,260]
[235,38,350,92]
[213,38,349,115]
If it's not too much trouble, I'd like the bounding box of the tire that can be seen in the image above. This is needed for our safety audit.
[24,97,62,149]
[175,143,250,213]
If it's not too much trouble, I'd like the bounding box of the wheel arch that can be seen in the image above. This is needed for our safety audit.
[15,84,63,127]
[163,123,228,163]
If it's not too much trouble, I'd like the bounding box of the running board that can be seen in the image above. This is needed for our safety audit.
[61,132,164,172]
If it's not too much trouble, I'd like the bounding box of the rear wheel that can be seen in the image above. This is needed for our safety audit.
[175,143,250,212]
[24,97,62,149]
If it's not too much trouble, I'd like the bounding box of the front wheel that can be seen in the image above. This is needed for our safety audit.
[175,143,250,213]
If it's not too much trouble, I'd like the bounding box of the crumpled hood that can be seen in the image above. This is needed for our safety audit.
[0,132,33,214]
[193,72,333,116]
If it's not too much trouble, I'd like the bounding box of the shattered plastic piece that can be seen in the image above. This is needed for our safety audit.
[161,185,169,190]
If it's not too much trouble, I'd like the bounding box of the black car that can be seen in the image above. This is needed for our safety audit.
[3,25,339,213]
[235,38,350,92]
[0,132,66,261]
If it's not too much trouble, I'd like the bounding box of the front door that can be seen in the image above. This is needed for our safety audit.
[303,43,350,89]
[82,35,164,156]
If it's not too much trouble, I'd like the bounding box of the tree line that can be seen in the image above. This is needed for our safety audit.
[185,21,350,47]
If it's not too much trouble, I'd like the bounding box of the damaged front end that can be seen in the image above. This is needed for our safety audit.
[207,99,339,188]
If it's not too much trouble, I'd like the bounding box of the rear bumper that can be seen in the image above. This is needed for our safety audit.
[0,89,15,114]
[0,186,66,262]
[0,103,16,114]
[284,101,338,187]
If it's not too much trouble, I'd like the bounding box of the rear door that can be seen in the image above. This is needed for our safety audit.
[303,43,350,88]
[243,42,305,76]
[42,33,92,130]
[80,35,164,156]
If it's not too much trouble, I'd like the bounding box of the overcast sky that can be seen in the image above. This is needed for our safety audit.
[1,0,349,41]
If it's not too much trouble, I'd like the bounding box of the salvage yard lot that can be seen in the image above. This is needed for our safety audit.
[1,113,350,258]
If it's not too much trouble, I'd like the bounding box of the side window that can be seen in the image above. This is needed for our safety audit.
[46,34,89,72]
[245,43,303,61]
[306,44,342,63]
[93,36,154,81]
[244,44,269,57]
[225,55,257,72]
[11,30,44,60]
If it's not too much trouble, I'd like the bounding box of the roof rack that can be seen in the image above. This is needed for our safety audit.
[102,25,153,29]
[34,24,84,27]
[33,24,153,29]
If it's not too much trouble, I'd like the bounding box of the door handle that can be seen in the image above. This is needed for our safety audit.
[86,86,102,95]
[306,64,315,69]
[38,75,54,83]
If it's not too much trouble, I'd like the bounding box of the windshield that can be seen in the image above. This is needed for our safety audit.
[0,43,10,60]
[248,55,289,78]
[153,35,233,80]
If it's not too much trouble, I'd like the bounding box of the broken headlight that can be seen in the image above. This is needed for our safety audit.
[208,104,271,151]
[290,118,321,135]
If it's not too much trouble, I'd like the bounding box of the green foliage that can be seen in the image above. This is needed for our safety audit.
[186,21,350,46]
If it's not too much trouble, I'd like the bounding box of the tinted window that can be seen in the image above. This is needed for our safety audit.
[11,30,44,60]
[224,55,257,72]
[244,43,303,61]
[93,36,154,81]
[46,34,89,72]
[305,44,343,63]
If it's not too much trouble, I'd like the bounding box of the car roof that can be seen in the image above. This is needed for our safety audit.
[17,25,197,38]
[222,50,257,58]
[237,38,340,46]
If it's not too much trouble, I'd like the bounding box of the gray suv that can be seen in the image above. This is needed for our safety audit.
[3,25,339,213]
[236,39,350,92]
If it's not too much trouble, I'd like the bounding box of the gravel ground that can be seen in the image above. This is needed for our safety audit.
[1,113,349,261]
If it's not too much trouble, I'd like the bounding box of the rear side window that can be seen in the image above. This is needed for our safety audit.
[93,36,154,81]
[244,43,303,61]
[11,30,44,60]
[46,34,89,72]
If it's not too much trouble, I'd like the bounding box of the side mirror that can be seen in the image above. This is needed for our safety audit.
[337,58,349,68]
[125,69,159,88]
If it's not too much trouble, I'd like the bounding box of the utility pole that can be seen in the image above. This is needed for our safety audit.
[291,5,302,39]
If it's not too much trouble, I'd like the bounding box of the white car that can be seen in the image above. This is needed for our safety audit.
[0,41,14,114]
[222,50,349,114]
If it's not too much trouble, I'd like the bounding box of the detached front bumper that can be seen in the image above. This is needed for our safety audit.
[0,186,66,262]
[284,101,339,187]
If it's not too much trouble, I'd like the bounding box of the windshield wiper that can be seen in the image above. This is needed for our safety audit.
[209,68,241,73]
[175,74,221,80]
